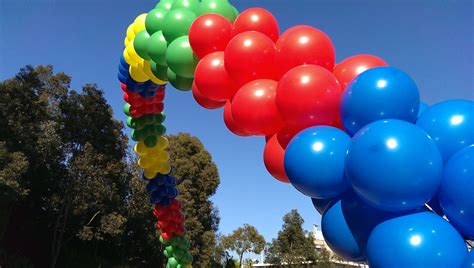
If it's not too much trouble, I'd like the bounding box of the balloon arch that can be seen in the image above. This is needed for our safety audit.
[117,1,474,267]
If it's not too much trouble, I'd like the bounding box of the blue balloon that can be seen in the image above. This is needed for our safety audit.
[439,145,474,239]
[345,119,443,212]
[462,250,474,268]
[416,99,474,162]
[284,126,351,199]
[341,66,420,135]
[311,197,334,215]
[418,102,428,117]
[321,192,393,261]
[367,211,467,267]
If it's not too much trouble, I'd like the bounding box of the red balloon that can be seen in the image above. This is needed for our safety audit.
[276,124,306,149]
[224,31,277,86]
[192,82,225,109]
[189,14,232,59]
[275,25,335,78]
[333,54,388,90]
[231,79,284,136]
[223,101,250,136]
[194,52,238,102]
[276,64,342,128]
[232,8,279,42]
[264,135,289,183]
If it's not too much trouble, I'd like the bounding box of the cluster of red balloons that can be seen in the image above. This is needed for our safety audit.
[122,83,166,117]
[153,199,185,240]
[188,7,387,183]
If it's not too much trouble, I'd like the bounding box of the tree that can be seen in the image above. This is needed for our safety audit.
[167,133,221,267]
[222,224,266,267]
[265,209,318,265]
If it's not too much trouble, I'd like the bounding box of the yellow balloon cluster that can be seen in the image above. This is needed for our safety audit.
[134,136,171,179]
[123,14,167,85]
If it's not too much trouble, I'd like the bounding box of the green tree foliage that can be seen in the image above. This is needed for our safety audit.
[168,133,221,267]
[265,209,318,265]
[0,66,221,267]
[222,224,266,267]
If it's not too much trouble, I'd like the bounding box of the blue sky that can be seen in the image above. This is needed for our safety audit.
[1,0,473,243]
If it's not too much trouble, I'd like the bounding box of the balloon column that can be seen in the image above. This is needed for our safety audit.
[118,1,474,266]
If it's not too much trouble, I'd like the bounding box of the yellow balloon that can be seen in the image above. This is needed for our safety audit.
[133,13,147,34]
[126,24,135,40]
[135,141,148,156]
[124,37,130,47]
[129,64,149,82]
[157,150,170,162]
[126,43,142,63]
[123,48,134,65]
[144,170,156,180]
[138,157,153,169]
[157,136,169,149]
[160,162,171,175]
[143,61,167,85]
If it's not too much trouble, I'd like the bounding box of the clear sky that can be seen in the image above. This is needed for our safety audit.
[1,0,473,243]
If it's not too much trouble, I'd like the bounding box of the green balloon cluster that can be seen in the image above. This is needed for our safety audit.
[128,113,167,147]
[132,0,238,91]
[160,234,193,267]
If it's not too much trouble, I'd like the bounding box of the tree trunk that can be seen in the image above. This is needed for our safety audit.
[239,253,244,268]
[50,194,71,268]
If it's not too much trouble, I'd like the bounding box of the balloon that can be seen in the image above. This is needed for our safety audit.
[367,211,467,267]
[439,145,474,239]
[263,135,289,183]
[346,119,443,212]
[167,68,193,91]
[166,36,198,78]
[193,52,237,102]
[231,79,284,136]
[150,60,168,81]
[275,64,342,129]
[231,8,279,42]
[145,8,168,35]
[418,102,428,117]
[223,101,250,136]
[275,25,335,77]
[416,99,474,162]
[311,197,333,215]
[162,9,197,43]
[133,30,151,60]
[224,31,277,86]
[189,14,232,59]
[322,192,392,261]
[284,126,351,199]
[171,0,199,12]
[332,54,388,90]
[463,250,474,268]
[341,66,420,136]
[197,0,236,22]
[156,0,174,10]
[276,124,306,149]
[148,31,168,66]
[192,82,225,109]
[133,14,147,34]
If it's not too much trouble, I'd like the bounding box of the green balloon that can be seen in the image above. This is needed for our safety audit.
[167,257,179,268]
[160,235,171,246]
[133,30,151,60]
[197,0,236,22]
[131,130,140,142]
[165,245,175,256]
[155,124,167,136]
[146,8,168,35]
[126,117,135,129]
[144,135,157,147]
[148,31,168,66]
[155,112,166,124]
[167,68,193,91]
[156,0,174,10]
[135,118,145,130]
[151,60,168,81]
[171,0,199,12]
[166,36,198,79]
[123,103,131,116]
[162,9,197,43]
[232,5,239,18]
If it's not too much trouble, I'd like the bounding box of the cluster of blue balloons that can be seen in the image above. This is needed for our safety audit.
[284,66,474,266]
[118,56,162,98]
[144,173,179,206]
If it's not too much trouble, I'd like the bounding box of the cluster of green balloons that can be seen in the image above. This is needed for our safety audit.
[124,104,167,147]
[133,0,239,91]
[160,234,193,267]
